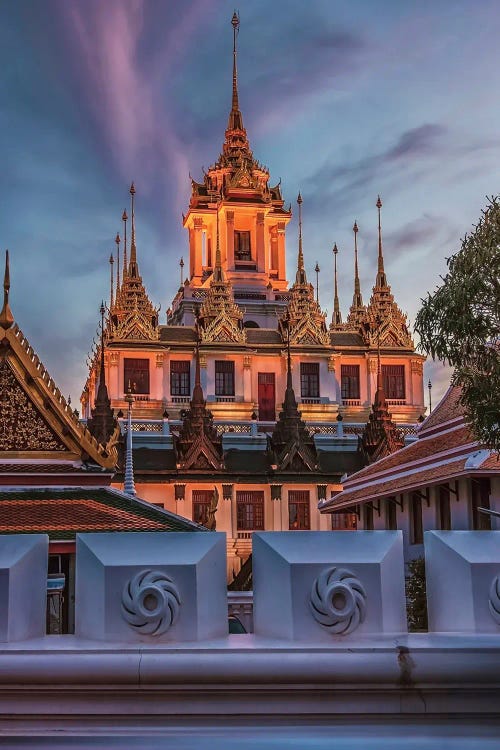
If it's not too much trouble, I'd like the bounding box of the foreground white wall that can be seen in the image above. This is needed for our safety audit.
[253,531,406,640]
[425,530,500,632]
[0,534,48,642]
[76,532,227,642]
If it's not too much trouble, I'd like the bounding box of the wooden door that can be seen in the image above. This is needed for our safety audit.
[258,373,275,421]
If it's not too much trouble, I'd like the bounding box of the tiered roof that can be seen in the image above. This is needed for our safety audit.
[279,195,329,346]
[321,385,498,512]
[175,324,223,470]
[108,183,159,342]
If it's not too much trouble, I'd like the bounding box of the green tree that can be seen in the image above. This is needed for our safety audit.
[415,197,500,451]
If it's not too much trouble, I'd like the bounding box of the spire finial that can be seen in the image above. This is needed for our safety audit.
[296,193,306,283]
[0,250,14,330]
[109,253,114,308]
[332,243,342,327]
[115,232,121,291]
[122,209,128,280]
[352,220,363,308]
[231,12,240,114]
[376,194,387,287]
[192,306,204,404]
[129,182,137,274]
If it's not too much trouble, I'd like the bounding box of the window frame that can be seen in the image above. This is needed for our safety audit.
[170,360,190,397]
[236,490,264,531]
[215,360,235,397]
[300,362,320,399]
[288,490,311,530]
[341,364,360,400]
[234,230,252,261]
[382,364,405,400]
[123,358,150,395]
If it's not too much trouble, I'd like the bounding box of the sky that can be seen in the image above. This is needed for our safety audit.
[1,0,499,412]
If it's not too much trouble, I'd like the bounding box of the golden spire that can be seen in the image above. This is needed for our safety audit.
[0,250,14,330]
[331,243,342,327]
[122,209,128,281]
[376,195,388,287]
[129,182,137,275]
[352,220,363,308]
[296,193,306,285]
[213,194,223,282]
[227,12,243,132]
[109,253,114,308]
[115,232,121,291]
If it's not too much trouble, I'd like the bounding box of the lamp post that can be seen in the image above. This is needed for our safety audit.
[180,257,184,287]
[124,385,136,496]
[314,262,320,302]
[428,379,432,414]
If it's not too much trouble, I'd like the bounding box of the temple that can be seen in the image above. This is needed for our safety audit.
[80,15,425,575]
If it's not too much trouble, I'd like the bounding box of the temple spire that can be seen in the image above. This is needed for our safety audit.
[86,302,116,447]
[331,243,342,327]
[376,195,388,287]
[129,183,137,276]
[352,220,363,308]
[0,250,14,330]
[192,309,204,405]
[296,193,306,285]
[227,12,243,132]
[122,209,128,281]
[109,253,114,308]
[213,194,223,283]
[115,232,121,291]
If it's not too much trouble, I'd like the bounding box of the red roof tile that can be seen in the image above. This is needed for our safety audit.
[418,385,463,436]
[0,498,165,532]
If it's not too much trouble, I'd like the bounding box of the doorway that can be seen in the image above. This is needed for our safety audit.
[258,373,275,421]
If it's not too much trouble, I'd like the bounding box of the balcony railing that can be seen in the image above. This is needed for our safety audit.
[215,396,236,403]
[342,399,361,406]
[171,395,191,404]
[300,397,321,405]
[386,399,407,406]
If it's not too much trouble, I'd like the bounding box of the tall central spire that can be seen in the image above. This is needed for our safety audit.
[227,12,243,132]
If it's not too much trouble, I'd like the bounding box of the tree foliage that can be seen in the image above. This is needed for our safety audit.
[415,197,500,451]
[405,557,428,632]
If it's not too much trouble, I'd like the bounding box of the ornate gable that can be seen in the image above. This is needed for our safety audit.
[0,252,117,469]
[0,360,68,452]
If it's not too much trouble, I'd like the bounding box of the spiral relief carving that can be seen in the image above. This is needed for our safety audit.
[310,566,367,635]
[489,574,500,626]
[121,569,181,636]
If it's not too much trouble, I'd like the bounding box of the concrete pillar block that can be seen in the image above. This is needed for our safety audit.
[425,530,500,632]
[0,534,48,642]
[76,532,227,642]
[253,531,406,640]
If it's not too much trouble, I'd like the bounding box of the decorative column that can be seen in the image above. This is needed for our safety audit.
[256,211,265,272]
[277,221,286,281]
[155,352,164,401]
[243,354,252,406]
[226,210,235,270]
[367,355,378,405]
[192,218,203,278]
[109,352,120,401]
[327,353,340,403]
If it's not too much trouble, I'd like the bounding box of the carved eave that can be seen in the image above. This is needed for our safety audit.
[178,434,223,472]
[0,325,118,469]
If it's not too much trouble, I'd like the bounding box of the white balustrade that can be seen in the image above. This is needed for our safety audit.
[252,531,407,640]
[425,530,500,633]
[0,534,48,642]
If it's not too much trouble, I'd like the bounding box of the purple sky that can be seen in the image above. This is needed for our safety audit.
[1,0,499,412]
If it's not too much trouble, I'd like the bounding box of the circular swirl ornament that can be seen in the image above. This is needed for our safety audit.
[489,574,500,626]
[121,569,181,636]
[309,566,367,635]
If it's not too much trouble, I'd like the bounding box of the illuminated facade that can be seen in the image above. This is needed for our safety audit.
[81,15,425,573]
